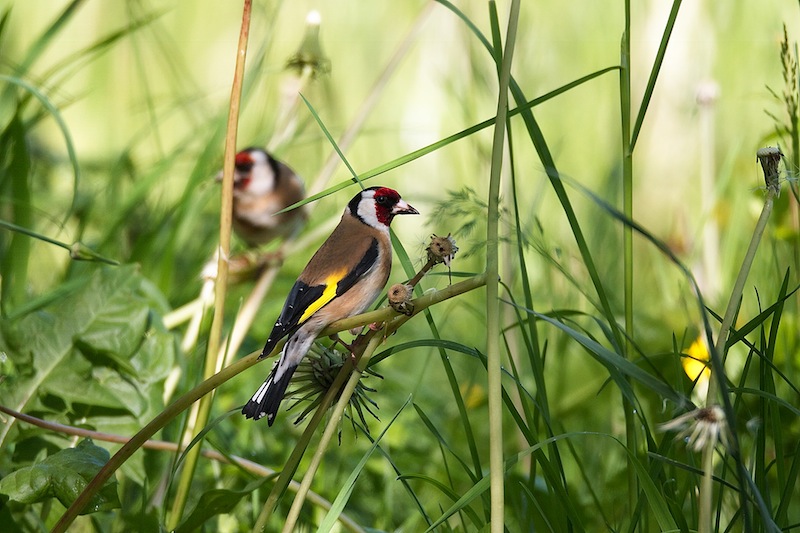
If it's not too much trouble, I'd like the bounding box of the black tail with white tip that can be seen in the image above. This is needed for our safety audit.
[241,364,298,425]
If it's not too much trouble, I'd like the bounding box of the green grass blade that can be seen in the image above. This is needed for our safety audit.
[15,0,85,74]
[412,404,480,484]
[397,474,484,529]
[277,65,618,214]
[775,439,800,525]
[425,432,675,532]
[0,75,81,221]
[299,93,363,190]
[0,114,31,314]
[437,0,626,357]
[351,419,433,527]
[630,0,684,151]
[315,398,410,533]
[625,442,679,531]
[531,310,687,406]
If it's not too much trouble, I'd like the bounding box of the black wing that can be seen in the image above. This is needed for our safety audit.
[258,237,380,358]
[259,280,325,358]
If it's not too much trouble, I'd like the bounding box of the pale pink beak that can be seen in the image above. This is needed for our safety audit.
[392,199,419,216]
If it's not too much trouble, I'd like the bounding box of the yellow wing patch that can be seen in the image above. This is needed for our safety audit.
[299,270,347,323]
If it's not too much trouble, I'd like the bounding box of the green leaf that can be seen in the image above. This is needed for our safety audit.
[623,441,679,531]
[0,113,32,314]
[175,475,274,533]
[0,266,176,447]
[0,438,119,514]
[396,474,483,529]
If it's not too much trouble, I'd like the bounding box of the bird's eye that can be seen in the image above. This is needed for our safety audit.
[376,195,390,205]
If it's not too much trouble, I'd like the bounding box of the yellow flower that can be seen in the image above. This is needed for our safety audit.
[682,337,710,384]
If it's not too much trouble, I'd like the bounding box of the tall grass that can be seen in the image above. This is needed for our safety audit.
[1,1,799,532]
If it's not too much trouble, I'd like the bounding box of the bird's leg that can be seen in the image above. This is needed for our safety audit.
[225,249,285,283]
[328,332,352,352]
[328,333,359,367]
[256,248,284,266]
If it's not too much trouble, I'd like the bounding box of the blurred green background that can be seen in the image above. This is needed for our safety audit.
[1,0,799,531]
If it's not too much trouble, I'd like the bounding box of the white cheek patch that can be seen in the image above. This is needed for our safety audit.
[246,151,276,195]
[357,201,380,228]
[355,190,388,229]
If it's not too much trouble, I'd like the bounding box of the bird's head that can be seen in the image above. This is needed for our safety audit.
[216,148,280,196]
[348,186,419,229]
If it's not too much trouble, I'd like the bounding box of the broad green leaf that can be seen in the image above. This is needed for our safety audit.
[0,266,176,447]
[0,438,119,514]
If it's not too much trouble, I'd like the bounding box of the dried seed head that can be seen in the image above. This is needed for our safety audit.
[756,146,783,193]
[388,283,414,316]
[427,234,459,267]
[286,10,330,77]
[289,343,381,428]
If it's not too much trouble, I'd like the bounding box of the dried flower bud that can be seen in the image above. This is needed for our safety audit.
[427,233,459,267]
[286,10,330,77]
[387,283,414,316]
[69,242,118,265]
[756,146,783,193]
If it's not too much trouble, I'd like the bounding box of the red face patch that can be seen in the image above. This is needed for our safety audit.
[372,187,401,226]
[235,151,254,169]
[233,151,254,189]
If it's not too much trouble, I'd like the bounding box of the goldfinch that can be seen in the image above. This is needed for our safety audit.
[242,186,419,424]
[220,147,307,247]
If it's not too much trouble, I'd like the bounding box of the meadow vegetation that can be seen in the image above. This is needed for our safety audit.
[1,1,799,531]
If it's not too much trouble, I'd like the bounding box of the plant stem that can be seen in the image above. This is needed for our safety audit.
[327,273,488,335]
[699,433,715,533]
[51,351,260,533]
[280,334,384,533]
[699,150,780,531]
[620,0,639,515]
[167,1,251,528]
[705,190,778,406]
[0,404,365,532]
[485,1,519,531]
[252,355,357,532]
[789,75,800,308]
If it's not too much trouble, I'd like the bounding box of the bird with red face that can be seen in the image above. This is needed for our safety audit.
[242,186,419,425]
[220,147,307,247]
